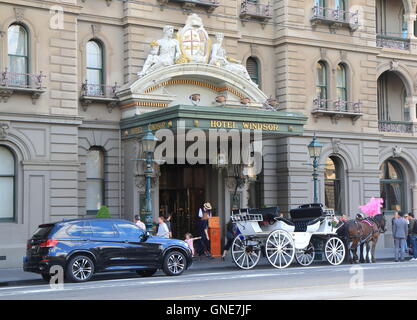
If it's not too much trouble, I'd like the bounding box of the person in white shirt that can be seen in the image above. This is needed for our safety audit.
[156,216,170,238]
[134,215,146,231]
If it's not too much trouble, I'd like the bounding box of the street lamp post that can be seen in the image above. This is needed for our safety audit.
[136,127,159,232]
[307,134,323,204]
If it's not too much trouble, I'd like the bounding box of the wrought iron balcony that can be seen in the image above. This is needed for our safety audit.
[312,98,362,123]
[376,34,410,50]
[310,6,359,31]
[240,1,272,23]
[0,69,46,104]
[378,121,415,134]
[80,81,120,112]
[157,0,219,12]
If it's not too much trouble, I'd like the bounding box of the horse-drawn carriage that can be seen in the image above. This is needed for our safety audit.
[230,204,346,269]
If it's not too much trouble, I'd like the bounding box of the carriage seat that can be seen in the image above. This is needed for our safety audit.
[249,207,280,225]
[289,203,326,232]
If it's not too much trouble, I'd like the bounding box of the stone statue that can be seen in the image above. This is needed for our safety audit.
[138,41,161,77]
[138,25,181,77]
[209,32,253,83]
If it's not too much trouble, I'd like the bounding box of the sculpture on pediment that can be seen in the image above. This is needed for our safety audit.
[138,25,181,77]
[138,14,253,83]
[209,33,252,83]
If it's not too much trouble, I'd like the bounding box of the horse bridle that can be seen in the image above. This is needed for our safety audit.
[370,215,386,234]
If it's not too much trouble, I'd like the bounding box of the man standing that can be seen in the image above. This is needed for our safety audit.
[408,213,417,261]
[134,215,146,231]
[392,212,408,262]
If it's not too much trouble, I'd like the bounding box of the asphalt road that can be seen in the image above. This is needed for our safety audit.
[0,260,416,300]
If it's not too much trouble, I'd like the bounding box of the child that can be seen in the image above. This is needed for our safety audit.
[184,233,201,257]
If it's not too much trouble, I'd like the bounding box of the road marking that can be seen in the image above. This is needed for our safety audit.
[0,260,414,297]
[155,278,417,300]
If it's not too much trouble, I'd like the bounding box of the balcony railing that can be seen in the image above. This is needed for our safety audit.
[311,6,359,31]
[0,69,46,104]
[1,69,46,90]
[240,1,272,21]
[376,34,410,50]
[80,81,120,112]
[312,98,362,123]
[158,0,219,12]
[81,81,119,98]
[378,121,415,133]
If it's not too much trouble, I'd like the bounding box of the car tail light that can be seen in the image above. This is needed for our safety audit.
[39,239,59,248]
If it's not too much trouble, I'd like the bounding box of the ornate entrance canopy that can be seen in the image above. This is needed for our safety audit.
[117,13,307,136]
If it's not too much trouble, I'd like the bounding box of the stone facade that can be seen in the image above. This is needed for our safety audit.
[1,0,417,267]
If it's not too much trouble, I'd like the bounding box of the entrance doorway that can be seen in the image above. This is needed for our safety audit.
[159,164,207,239]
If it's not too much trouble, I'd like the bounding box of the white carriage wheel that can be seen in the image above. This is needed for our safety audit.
[265,230,295,269]
[231,235,261,270]
[324,237,346,266]
[295,242,315,267]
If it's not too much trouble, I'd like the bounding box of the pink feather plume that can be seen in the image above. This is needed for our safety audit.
[358,197,384,217]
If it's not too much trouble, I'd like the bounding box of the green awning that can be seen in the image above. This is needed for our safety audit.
[120,104,307,138]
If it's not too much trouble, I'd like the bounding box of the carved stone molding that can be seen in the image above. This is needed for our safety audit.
[0,122,10,139]
[392,145,402,158]
[390,60,399,71]
[0,89,13,103]
[320,48,327,60]
[331,138,342,153]
[14,7,25,21]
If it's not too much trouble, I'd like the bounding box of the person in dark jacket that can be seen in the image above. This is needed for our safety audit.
[195,202,213,258]
[408,213,417,261]
[222,219,238,261]
[393,212,409,262]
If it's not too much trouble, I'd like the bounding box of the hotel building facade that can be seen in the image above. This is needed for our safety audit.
[0,0,416,267]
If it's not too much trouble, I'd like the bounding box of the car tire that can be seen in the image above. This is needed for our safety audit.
[41,273,51,282]
[162,250,187,276]
[66,255,95,283]
[136,269,157,277]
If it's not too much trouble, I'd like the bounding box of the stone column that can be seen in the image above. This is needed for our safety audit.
[412,184,417,216]
[405,96,417,122]
[406,13,416,39]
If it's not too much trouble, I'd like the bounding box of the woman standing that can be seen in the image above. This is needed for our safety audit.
[196,202,213,258]
[156,216,170,238]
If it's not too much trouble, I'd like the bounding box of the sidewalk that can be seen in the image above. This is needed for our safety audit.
[0,248,399,286]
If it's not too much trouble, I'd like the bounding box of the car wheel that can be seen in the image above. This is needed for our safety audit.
[41,273,51,282]
[66,255,95,283]
[162,251,187,276]
[136,269,157,277]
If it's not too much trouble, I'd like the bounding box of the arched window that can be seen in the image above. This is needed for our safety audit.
[86,40,104,95]
[0,146,15,221]
[380,159,405,214]
[324,156,343,214]
[86,148,105,214]
[336,64,347,103]
[8,23,29,86]
[246,57,260,85]
[316,61,328,101]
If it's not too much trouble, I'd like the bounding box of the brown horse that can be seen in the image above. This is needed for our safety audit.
[337,214,387,263]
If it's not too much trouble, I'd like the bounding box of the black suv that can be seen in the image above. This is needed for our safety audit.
[23,218,192,282]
